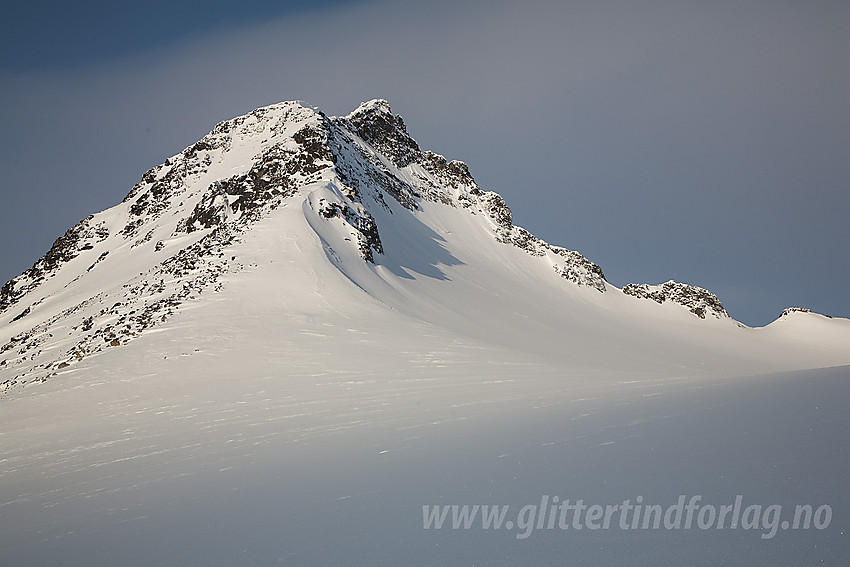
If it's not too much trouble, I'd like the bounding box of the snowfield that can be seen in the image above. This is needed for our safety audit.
[1,100,848,565]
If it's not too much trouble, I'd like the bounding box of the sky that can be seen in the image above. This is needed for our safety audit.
[1,0,847,327]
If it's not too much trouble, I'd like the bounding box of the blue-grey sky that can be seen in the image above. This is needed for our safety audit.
[1,0,847,326]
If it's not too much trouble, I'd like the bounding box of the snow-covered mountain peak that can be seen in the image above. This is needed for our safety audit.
[2,99,849,396]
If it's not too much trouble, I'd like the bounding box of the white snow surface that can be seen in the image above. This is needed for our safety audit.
[1,100,849,565]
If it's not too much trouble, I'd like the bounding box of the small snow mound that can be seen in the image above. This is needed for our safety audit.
[780,307,814,318]
[778,307,835,320]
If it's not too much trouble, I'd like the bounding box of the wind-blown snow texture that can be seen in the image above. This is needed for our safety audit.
[1,100,848,566]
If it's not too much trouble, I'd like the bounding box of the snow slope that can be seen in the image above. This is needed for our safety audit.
[1,99,848,565]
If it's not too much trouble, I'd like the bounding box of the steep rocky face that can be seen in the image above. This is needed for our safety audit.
[477,192,607,291]
[346,99,422,168]
[176,123,334,234]
[623,280,728,319]
[331,101,607,291]
[0,215,111,314]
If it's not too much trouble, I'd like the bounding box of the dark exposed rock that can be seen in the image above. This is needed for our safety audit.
[781,307,811,316]
[129,194,149,216]
[447,160,475,187]
[481,192,513,228]
[121,218,145,238]
[337,158,419,211]
[11,307,30,322]
[347,100,421,168]
[292,123,335,169]
[548,246,606,290]
[123,167,158,203]
[623,281,728,319]
[421,151,477,192]
[87,251,109,272]
[328,121,420,211]
[123,145,214,237]
[42,223,86,272]
[1,216,111,314]
[0,279,18,314]
[317,199,383,263]
[179,182,232,233]
[185,139,218,158]
[176,123,333,234]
